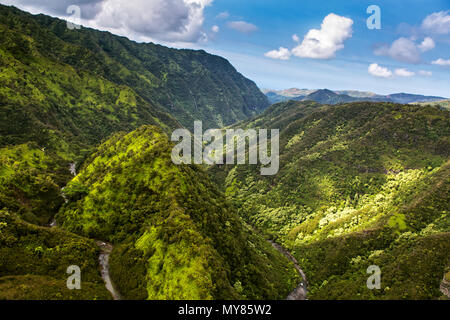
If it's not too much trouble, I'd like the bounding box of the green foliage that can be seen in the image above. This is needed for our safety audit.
[58,125,298,300]
[0,143,70,225]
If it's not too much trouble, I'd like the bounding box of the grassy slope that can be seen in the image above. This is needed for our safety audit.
[57,126,299,300]
[213,100,450,299]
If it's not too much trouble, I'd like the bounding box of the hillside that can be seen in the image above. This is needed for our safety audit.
[0,5,282,300]
[56,126,299,300]
[0,4,268,226]
[211,100,450,299]
[0,5,268,139]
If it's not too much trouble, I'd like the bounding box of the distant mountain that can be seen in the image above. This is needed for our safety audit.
[335,90,379,98]
[262,88,316,97]
[264,91,291,104]
[263,88,316,104]
[263,88,447,105]
[303,89,358,104]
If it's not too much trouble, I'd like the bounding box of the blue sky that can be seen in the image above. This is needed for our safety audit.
[200,0,450,96]
[2,0,449,96]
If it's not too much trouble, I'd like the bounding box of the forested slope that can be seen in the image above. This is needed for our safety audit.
[212,100,450,299]
[57,126,299,300]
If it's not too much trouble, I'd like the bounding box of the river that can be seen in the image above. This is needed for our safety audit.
[269,240,308,300]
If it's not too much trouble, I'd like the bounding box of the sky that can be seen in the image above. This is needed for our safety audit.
[1,0,449,97]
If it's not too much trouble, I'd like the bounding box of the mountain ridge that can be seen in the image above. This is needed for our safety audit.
[263,88,448,105]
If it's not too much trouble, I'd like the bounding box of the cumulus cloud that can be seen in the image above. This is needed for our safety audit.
[418,70,432,76]
[211,25,219,33]
[2,0,213,44]
[368,63,393,78]
[291,13,353,59]
[422,11,450,35]
[94,0,213,43]
[292,34,300,43]
[264,47,291,60]
[431,58,450,66]
[227,20,258,34]
[375,37,426,64]
[394,68,415,77]
[419,37,435,52]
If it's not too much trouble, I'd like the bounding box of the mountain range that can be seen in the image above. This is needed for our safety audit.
[263,88,448,105]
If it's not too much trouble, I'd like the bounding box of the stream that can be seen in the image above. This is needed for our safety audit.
[269,240,308,300]
[96,241,121,300]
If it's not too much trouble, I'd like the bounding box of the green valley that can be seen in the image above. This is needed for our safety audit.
[212,100,450,299]
[0,3,449,302]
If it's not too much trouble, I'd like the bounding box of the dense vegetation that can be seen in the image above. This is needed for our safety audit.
[212,100,450,299]
[0,143,70,225]
[57,126,299,300]
[0,209,111,300]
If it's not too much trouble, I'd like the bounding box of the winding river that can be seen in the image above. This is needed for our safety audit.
[269,240,308,300]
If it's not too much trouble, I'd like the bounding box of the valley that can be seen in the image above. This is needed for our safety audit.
[0,4,449,301]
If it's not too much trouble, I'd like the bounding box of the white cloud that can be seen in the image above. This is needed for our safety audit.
[419,37,435,52]
[375,37,422,64]
[418,70,432,76]
[292,34,300,43]
[394,68,415,77]
[216,11,229,19]
[2,0,214,44]
[431,58,450,66]
[368,63,393,78]
[264,47,291,60]
[227,20,258,34]
[291,13,353,59]
[422,10,450,34]
[211,25,219,33]
[95,0,213,43]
